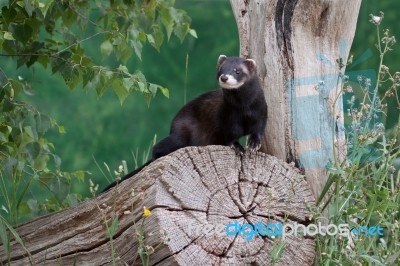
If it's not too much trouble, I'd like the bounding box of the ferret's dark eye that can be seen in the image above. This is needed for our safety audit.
[235,70,241,75]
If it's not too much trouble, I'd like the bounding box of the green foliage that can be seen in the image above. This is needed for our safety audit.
[0,0,195,104]
[315,14,400,266]
[0,3,195,255]
[0,73,85,224]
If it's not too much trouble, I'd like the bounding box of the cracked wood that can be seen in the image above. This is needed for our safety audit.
[230,0,361,198]
[0,146,315,265]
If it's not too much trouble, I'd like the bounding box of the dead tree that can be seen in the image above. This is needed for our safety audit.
[230,0,361,198]
[1,146,315,265]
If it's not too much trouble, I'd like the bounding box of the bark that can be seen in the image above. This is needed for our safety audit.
[230,0,361,198]
[1,146,315,265]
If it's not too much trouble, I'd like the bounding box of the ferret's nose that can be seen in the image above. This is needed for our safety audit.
[220,75,228,82]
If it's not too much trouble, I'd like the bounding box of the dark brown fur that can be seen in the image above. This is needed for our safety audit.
[102,56,267,192]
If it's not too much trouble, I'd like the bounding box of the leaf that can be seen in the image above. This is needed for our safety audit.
[82,68,95,88]
[0,217,33,264]
[160,7,174,40]
[108,217,119,238]
[149,25,164,52]
[25,142,41,162]
[0,70,8,87]
[97,73,113,96]
[50,180,70,204]
[35,114,51,135]
[359,255,385,266]
[37,0,54,17]
[131,40,143,61]
[148,83,168,98]
[148,83,157,96]
[137,82,146,92]
[73,171,85,182]
[60,65,81,90]
[1,6,17,27]
[123,78,134,91]
[2,157,17,177]
[113,79,130,105]
[174,22,190,43]
[189,29,198,38]
[158,86,169,98]
[146,34,155,49]
[0,221,9,256]
[39,173,54,185]
[9,80,22,97]
[13,24,33,44]
[27,199,38,213]
[34,155,49,171]
[100,40,113,58]
[51,51,71,74]
[37,56,50,68]
[116,41,132,64]
[58,125,65,134]
[52,154,61,169]
[117,65,129,74]
[3,31,15,41]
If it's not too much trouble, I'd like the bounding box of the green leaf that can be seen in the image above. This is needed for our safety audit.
[158,86,169,98]
[34,155,49,171]
[38,0,54,17]
[117,65,129,74]
[50,180,69,204]
[37,56,50,68]
[174,22,190,43]
[113,79,129,105]
[131,40,143,61]
[137,82,146,92]
[149,25,164,52]
[82,68,95,88]
[148,83,157,96]
[359,255,385,266]
[116,41,132,64]
[73,171,85,182]
[160,7,174,40]
[100,40,113,58]
[3,157,17,177]
[25,142,41,161]
[146,34,155,49]
[61,65,81,90]
[52,154,61,169]
[35,114,51,135]
[108,217,119,238]
[51,51,71,74]
[13,24,33,44]
[0,217,33,263]
[1,6,17,28]
[97,72,113,96]
[0,70,8,88]
[39,173,54,185]
[3,31,15,41]
[0,221,9,256]
[189,29,198,38]
[123,78,134,91]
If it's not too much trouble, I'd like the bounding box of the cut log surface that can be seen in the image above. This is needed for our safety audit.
[1,146,316,265]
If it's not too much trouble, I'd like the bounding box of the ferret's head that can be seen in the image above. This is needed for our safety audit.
[216,55,257,90]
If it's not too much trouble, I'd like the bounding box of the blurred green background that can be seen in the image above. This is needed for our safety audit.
[1,0,398,196]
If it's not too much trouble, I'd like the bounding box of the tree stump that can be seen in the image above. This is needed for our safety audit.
[1,146,315,265]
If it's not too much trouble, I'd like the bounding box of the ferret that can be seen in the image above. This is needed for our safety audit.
[102,55,267,192]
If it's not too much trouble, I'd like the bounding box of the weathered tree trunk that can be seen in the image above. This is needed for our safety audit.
[1,146,315,265]
[230,0,361,198]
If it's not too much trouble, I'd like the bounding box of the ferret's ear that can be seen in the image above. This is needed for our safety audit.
[217,55,227,69]
[244,58,257,73]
